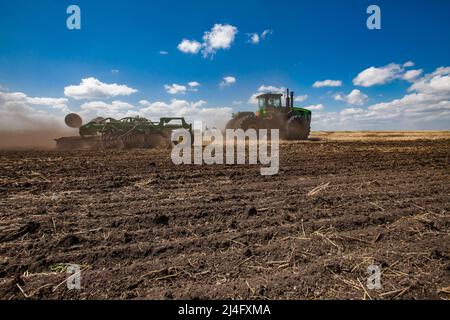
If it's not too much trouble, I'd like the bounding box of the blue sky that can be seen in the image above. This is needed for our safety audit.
[1,0,450,130]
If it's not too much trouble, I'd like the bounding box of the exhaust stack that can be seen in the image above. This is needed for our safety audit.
[286,89,290,109]
[290,91,294,109]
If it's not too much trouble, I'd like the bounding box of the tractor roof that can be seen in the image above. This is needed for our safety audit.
[256,93,283,99]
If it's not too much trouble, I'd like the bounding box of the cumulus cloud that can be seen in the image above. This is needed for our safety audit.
[408,67,450,94]
[139,99,232,129]
[177,39,202,54]
[258,85,285,93]
[294,95,308,102]
[188,81,200,88]
[303,104,324,111]
[202,24,238,57]
[0,90,68,131]
[64,77,138,100]
[403,61,415,67]
[402,69,423,82]
[334,89,368,105]
[178,24,238,58]
[79,100,136,119]
[188,81,201,92]
[220,76,236,87]
[312,66,450,130]
[164,83,187,95]
[353,63,404,87]
[313,80,342,88]
[340,107,365,116]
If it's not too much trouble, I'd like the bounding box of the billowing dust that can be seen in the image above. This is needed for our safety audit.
[0,129,76,150]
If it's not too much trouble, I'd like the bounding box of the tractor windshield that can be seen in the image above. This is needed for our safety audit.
[268,97,281,108]
[258,96,281,108]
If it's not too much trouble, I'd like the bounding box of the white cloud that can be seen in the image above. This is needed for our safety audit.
[220,76,236,87]
[111,69,119,74]
[64,77,138,100]
[178,24,238,58]
[187,81,201,92]
[334,89,368,105]
[202,24,238,57]
[248,33,260,44]
[188,81,200,88]
[408,68,450,94]
[258,85,285,93]
[247,29,272,44]
[312,66,450,130]
[80,100,134,112]
[403,61,415,67]
[261,29,273,39]
[79,100,136,119]
[312,80,342,88]
[139,99,232,129]
[0,90,69,112]
[248,94,260,105]
[0,90,68,131]
[177,39,202,54]
[159,50,168,55]
[303,104,324,111]
[294,95,308,102]
[402,69,423,82]
[164,83,187,95]
[353,63,403,87]
[340,108,365,116]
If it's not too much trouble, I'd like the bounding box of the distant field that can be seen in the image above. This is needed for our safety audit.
[310,131,450,141]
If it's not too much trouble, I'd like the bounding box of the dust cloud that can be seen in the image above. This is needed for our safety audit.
[0,128,77,150]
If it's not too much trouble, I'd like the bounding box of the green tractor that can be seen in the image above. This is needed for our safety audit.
[226,89,311,140]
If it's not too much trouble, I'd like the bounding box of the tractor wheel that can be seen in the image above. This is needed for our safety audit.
[236,114,260,132]
[286,116,310,140]
[225,117,239,130]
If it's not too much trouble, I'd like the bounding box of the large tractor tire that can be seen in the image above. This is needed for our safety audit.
[225,112,255,130]
[225,117,239,130]
[236,114,260,131]
[286,115,310,140]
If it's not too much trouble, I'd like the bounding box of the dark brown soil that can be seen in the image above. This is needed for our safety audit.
[0,139,449,299]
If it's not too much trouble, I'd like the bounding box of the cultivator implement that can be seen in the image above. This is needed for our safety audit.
[55,113,192,150]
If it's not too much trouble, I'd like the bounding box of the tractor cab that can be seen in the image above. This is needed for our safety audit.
[256,93,283,117]
[257,93,283,109]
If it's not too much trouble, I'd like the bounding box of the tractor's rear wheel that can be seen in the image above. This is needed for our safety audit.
[286,116,310,140]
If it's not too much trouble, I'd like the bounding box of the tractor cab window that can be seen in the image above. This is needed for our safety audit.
[258,98,265,108]
[268,97,281,108]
